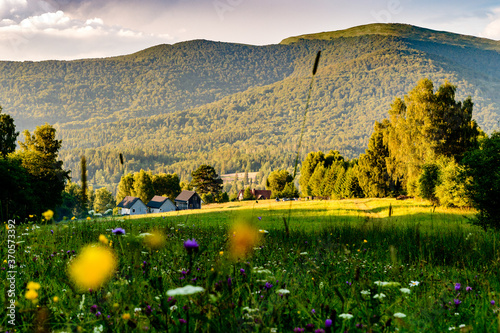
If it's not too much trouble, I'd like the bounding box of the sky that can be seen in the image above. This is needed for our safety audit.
[1,0,500,61]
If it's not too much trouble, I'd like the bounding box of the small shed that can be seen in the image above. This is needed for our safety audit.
[175,190,202,210]
[147,195,177,213]
[116,196,148,215]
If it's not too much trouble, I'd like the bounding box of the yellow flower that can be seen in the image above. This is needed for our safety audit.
[71,216,76,220]
[25,289,38,300]
[210,267,214,271]
[3,260,6,263]
[99,234,109,245]
[6,225,9,230]
[219,251,224,256]
[143,230,166,250]
[27,281,41,291]
[68,244,117,291]
[364,239,368,243]
[122,313,131,320]
[53,296,59,302]
[229,221,260,259]
[42,210,54,221]
[29,214,34,218]
[86,217,91,220]
[113,303,119,308]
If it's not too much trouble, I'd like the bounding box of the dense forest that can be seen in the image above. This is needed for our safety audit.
[1,23,499,193]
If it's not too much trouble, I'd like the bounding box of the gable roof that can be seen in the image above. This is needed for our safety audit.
[117,196,140,209]
[175,190,198,202]
[147,195,171,208]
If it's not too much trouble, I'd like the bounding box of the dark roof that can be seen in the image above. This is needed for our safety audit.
[117,196,140,208]
[175,190,198,202]
[146,195,171,208]
[254,189,272,199]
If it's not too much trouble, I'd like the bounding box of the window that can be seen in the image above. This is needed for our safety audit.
[132,209,135,213]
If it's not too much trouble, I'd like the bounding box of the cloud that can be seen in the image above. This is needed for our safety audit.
[0,0,172,61]
[481,7,500,40]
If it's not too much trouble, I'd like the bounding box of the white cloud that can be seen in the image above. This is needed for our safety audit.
[0,0,172,60]
[481,7,500,40]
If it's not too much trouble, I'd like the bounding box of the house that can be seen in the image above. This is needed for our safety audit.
[238,188,272,200]
[116,196,148,215]
[146,195,177,213]
[175,190,202,210]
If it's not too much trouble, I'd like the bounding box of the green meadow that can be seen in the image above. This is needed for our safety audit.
[2,199,500,332]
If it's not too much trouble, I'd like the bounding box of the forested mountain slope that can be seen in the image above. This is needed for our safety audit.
[1,23,499,190]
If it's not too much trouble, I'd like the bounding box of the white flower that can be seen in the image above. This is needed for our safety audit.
[319,282,324,289]
[276,289,290,294]
[393,312,406,318]
[270,329,277,333]
[242,307,259,313]
[138,233,153,237]
[167,285,205,296]
[399,288,411,294]
[459,324,466,328]
[454,312,459,316]
[170,305,178,311]
[373,293,386,299]
[374,281,388,286]
[360,290,370,295]
[409,281,420,287]
[448,327,456,331]
[93,325,104,333]
[300,252,308,255]
[134,308,141,313]
[253,269,272,275]
[338,313,354,320]
[259,229,269,233]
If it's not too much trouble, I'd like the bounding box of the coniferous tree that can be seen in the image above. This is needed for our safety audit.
[0,107,18,157]
[191,164,223,196]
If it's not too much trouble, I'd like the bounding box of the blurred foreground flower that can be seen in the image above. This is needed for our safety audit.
[112,228,125,235]
[184,239,199,253]
[143,230,166,250]
[167,285,205,296]
[229,221,260,259]
[42,210,54,221]
[68,244,117,291]
[99,235,109,245]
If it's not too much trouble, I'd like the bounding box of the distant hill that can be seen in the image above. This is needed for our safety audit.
[1,23,499,191]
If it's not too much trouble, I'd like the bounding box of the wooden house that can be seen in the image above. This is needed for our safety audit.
[146,195,177,213]
[238,188,272,200]
[116,196,148,215]
[175,190,202,210]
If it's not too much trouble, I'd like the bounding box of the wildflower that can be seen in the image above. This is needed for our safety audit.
[400,288,411,294]
[229,221,260,259]
[455,283,461,291]
[409,281,420,287]
[166,285,205,296]
[51,230,53,234]
[143,230,166,249]
[373,293,386,299]
[27,282,41,291]
[179,319,187,324]
[448,327,456,331]
[311,309,316,314]
[454,299,461,306]
[315,330,325,333]
[360,290,370,295]
[122,313,131,320]
[394,312,406,318]
[363,239,368,243]
[71,216,76,220]
[86,217,91,220]
[25,289,38,300]
[99,235,108,245]
[293,328,305,333]
[53,296,59,302]
[276,289,290,294]
[68,244,117,291]
[112,228,125,235]
[264,282,273,290]
[184,239,199,253]
[42,210,54,221]
[29,214,34,218]
[325,319,332,328]
[466,286,472,292]
[259,229,269,234]
[219,251,224,255]
[258,216,262,220]
[240,268,245,274]
[491,300,496,305]
[338,313,354,320]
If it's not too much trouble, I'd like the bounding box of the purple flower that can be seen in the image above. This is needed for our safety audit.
[183,239,199,253]
[227,277,232,287]
[96,311,101,317]
[258,216,262,220]
[179,318,187,324]
[346,281,352,286]
[455,283,461,291]
[491,300,496,305]
[293,328,305,333]
[314,330,325,333]
[356,323,363,328]
[112,227,125,235]
[90,305,98,313]
[466,286,472,292]
[264,282,273,290]
[240,268,245,274]
[325,319,332,328]
[50,230,53,234]
[454,299,462,306]
[311,308,316,314]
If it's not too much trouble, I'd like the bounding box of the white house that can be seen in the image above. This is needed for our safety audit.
[116,196,148,215]
[146,195,177,213]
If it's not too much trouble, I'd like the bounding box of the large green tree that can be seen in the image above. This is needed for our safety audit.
[386,79,480,195]
[131,169,155,204]
[0,107,18,157]
[191,164,223,195]
[116,173,135,203]
[461,132,500,230]
[152,173,181,201]
[266,169,293,197]
[17,123,69,216]
[94,187,116,213]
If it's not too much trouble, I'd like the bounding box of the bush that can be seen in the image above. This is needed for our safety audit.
[434,156,470,207]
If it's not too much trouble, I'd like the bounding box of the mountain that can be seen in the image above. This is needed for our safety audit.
[1,23,499,192]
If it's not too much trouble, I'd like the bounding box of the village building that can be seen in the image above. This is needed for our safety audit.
[146,195,177,213]
[238,188,272,200]
[175,190,202,210]
[116,196,148,215]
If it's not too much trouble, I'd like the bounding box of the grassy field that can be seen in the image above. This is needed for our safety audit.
[2,198,500,332]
